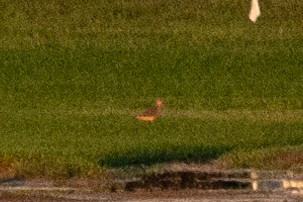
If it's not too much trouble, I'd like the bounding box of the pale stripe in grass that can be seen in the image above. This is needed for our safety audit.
[162,109,303,123]
[3,108,303,123]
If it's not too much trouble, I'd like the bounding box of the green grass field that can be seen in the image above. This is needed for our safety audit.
[1,0,303,178]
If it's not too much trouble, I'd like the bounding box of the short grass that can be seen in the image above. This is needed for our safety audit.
[0,0,303,178]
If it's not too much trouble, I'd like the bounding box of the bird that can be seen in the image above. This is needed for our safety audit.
[136,98,163,122]
[249,0,261,23]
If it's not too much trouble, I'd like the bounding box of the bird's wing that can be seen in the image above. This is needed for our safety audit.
[139,106,159,117]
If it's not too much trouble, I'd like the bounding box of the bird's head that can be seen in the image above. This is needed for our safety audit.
[156,98,163,107]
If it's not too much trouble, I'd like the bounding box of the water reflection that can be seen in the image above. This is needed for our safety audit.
[251,170,303,191]
[123,170,303,192]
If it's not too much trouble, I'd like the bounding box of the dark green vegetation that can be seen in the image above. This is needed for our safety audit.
[0,0,303,178]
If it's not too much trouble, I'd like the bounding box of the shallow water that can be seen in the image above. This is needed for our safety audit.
[0,170,302,201]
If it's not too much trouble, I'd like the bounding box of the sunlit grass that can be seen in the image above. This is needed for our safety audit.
[0,0,303,178]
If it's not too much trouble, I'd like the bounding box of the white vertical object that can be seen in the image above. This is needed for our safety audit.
[249,0,261,23]
[251,171,258,191]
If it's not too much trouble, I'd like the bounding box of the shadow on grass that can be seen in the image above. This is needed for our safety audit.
[99,145,232,168]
